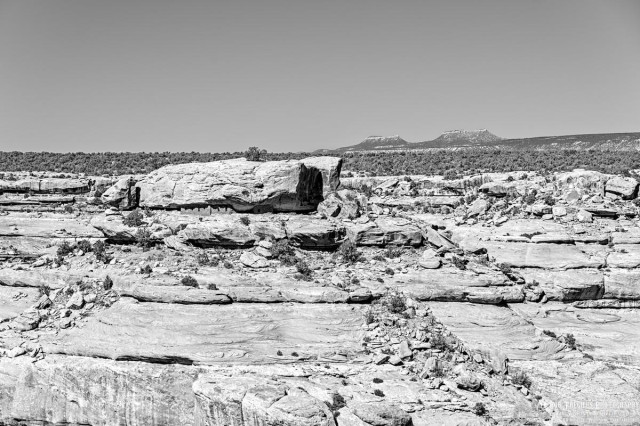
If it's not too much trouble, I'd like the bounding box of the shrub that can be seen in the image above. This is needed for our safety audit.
[506,175,515,182]
[271,239,297,266]
[239,216,250,226]
[473,402,487,416]
[497,263,512,274]
[291,351,299,357]
[372,378,383,384]
[430,333,447,351]
[372,254,385,261]
[76,240,92,253]
[443,169,458,180]
[431,360,446,378]
[196,251,219,266]
[381,292,406,314]
[384,267,395,276]
[295,259,313,280]
[141,265,153,274]
[93,240,111,263]
[338,240,361,264]
[277,350,283,356]
[543,329,557,338]
[364,309,376,324]
[511,370,532,388]
[135,228,153,250]
[451,256,467,270]
[373,389,385,397]
[524,190,537,205]
[63,204,74,213]
[223,260,233,269]
[38,284,50,297]
[207,283,218,290]
[564,333,576,350]
[543,194,556,206]
[245,146,267,162]
[123,209,144,227]
[103,275,113,290]
[360,185,374,198]
[327,393,346,414]
[181,275,198,287]
[56,241,74,257]
[385,247,403,258]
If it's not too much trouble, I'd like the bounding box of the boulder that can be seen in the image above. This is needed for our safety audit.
[418,249,441,269]
[240,252,269,268]
[467,199,488,217]
[101,176,139,209]
[9,308,40,331]
[177,216,258,247]
[576,209,593,222]
[455,372,482,391]
[519,269,604,301]
[349,401,412,426]
[301,156,342,197]
[285,217,346,249]
[605,176,638,200]
[348,218,423,247]
[552,206,567,217]
[317,190,366,220]
[137,157,339,212]
[424,228,456,250]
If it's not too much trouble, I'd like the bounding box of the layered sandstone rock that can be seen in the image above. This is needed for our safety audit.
[136,158,338,212]
[101,176,139,209]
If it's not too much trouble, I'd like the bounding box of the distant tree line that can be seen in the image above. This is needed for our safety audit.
[0,148,637,176]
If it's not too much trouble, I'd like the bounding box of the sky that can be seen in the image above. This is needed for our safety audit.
[0,0,639,153]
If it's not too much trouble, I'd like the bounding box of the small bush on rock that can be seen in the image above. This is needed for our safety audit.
[103,275,113,290]
[271,239,297,266]
[381,292,406,314]
[295,259,313,280]
[511,370,532,388]
[76,240,92,253]
[181,275,198,287]
[327,393,346,415]
[564,333,576,350]
[385,247,403,258]
[473,402,487,416]
[56,241,74,257]
[239,216,250,226]
[123,209,144,227]
[373,389,385,397]
[338,240,361,264]
[93,240,111,264]
[135,228,153,251]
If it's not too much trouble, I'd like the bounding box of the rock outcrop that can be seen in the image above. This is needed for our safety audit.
[136,158,339,212]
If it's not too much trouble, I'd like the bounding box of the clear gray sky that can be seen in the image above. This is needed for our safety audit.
[1,0,639,152]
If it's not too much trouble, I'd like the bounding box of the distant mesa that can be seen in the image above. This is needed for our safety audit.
[318,129,640,153]
[347,135,410,151]
[433,129,502,144]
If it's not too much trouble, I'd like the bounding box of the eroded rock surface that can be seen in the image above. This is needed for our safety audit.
[2,164,640,425]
